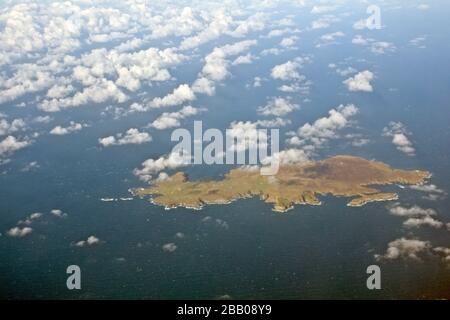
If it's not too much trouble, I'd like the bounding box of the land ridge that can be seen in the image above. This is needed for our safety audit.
[132,155,430,212]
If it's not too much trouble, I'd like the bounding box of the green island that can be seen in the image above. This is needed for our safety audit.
[132,155,430,212]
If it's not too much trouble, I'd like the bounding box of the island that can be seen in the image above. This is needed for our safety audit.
[131,155,430,212]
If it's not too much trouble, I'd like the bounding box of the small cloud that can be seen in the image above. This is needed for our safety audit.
[162,242,177,252]
[335,67,357,77]
[99,128,151,147]
[433,247,450,265]
[51,209,68,218]
[353,19,367,30]
[133,151,191,183]
[231,54,255,65]
[150,84,196,109]
[343,70,374,92]
[371,41,396,55]
[21,161,40,172]
[215,219,229,229]
[74,235,101,247]
[201,216,229,229]
[6,226,33,238]
[403,216,443,229]
[316,31,345,47]
[149,106,204,130]
[311,5,337,14]
[287,104,358,151]
[50,122,86,135]
[261,148,310,166]
[409,184,446,201]
[256,118,291,128]
[417,4,430,10]
[33,116,53,124]
[271,60,303,81]
[251,76,264,88]
[17,212,43,226]
[0,135,31,157]
[351,138,370,147]
[0,118,26,136]
[409,36,426,48]
[388,204,436,217]
[375,238,431,261]
[280,36,298,48]
[257,97,299,117]
[383,122,415,156]
[175,232,185,239]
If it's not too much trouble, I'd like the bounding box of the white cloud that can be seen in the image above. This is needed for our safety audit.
[0,64,54,104]
[227,120,268,153]
[353,19,367,30]
[371,41,396,54]
[255,118,291,128]
[261,148,310,166]
[179,10,233,50]
[17,212,43,226]
[133,151,191,183]
[150,84,196,109]
[351,138,370,147]
[47,84,74,99]
[287,104,358,150]
[162,242,177,252]
[231,53,255,65]
[434,247,450,264]
[316,31,344,47]
[335,67,357,77]
[40,79,128,112]
[351,36,396,54]
[75,235,101,247]
[201,40,257,81]
[310,15,339,29]
[383,122,415,156]
[352,34,371,45]
[36,46,185,112]
[150,106,203,130]
[21,161,40,172]
[51,209,67,218]
[50,121,85,135]
[257,97,299,117]
[343,70,374,92]
[192,77,216,96]
[0,135,30,157]
[375,238,431,261]
[388,204,437,217]
[417,4,430,10]
[6,226,33,238]
[266,28,291,38]
[271,60,302,81]
[409,36,426,48]
[260,48,283,56]
[99,128,152,147]
[403,216,443,229]
[280,36,298,48]
[33,115,53,124]
[252,77,263,88]
[229,12,266,38]
[311,5,337,14]
[113,37,144,52]
[0,118,26,136]
[191,40,257,96]
[278,83,300,93]
[410,184,445,194]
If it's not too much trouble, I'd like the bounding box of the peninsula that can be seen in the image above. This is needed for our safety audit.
[132,155,430,212]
